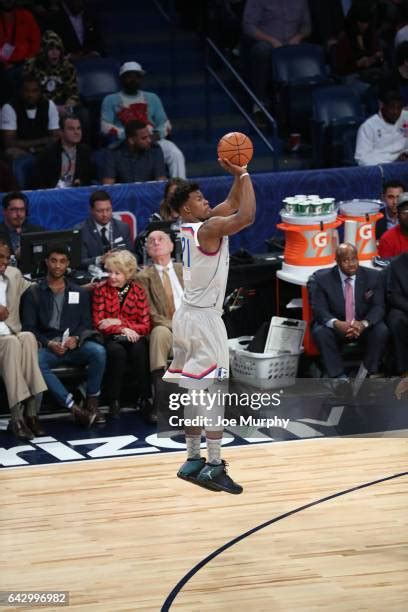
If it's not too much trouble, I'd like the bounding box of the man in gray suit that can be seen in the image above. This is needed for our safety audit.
[77,190,133,270]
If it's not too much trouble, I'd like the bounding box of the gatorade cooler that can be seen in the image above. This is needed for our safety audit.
[277,210,342,267]
[337,200,383,260]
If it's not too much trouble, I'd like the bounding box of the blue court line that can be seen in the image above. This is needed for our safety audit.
[161,471,408,611]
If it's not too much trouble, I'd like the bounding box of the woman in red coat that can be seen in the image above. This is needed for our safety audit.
[92,249,154,420]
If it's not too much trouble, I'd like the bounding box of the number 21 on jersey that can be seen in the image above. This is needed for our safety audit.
[181,236,191,268]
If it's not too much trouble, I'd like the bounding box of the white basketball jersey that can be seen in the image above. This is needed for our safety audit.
[180,222,229,312]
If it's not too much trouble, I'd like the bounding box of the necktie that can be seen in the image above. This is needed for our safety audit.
[100,226,110,250]
[344,277,355,322]
[162,267,175,319]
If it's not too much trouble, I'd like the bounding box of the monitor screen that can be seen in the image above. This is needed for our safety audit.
[20,229,82,277]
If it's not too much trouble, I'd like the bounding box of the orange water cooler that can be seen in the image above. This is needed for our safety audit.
[337,200,383,260]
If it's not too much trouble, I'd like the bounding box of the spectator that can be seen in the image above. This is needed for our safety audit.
[21,244,106,426]
[378,192,408,257]
[387,40,408,104]
[0,239,47,440]
[92,250,153,421]
[242,0,311,123]
[158,177,185,221]
[354,89,408,166]
[0,0,41,66]
[377,179,406,238]
[0,73,59,187]
[34,114,93,188]
[23,30,80,114]
[137,230,183,417]
[308,0,345,49]
[102,119,166,185]
[47,0,105,60]
[310,242,389,378]
[101,61,186,178]
[387,251,408,375]
[333,3,387,98]
[0,191,43,262]
[0,159,18,191]
[76,190,133,271]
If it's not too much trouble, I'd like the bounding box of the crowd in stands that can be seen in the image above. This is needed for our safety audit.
[0,0,185,190]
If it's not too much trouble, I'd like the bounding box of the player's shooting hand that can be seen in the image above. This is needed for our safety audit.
[218,158,248,176]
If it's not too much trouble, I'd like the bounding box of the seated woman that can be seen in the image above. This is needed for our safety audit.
[159,177,186,221]
[92,250,154,422]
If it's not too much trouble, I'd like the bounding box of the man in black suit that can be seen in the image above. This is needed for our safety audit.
[376,180,405,239]
[34,115,93,189]
[387,251,408,375]
[310,243,389,378]
[76,190,133,270]
[0,191,44,263]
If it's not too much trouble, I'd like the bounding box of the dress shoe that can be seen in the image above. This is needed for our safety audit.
[139,399,157,425]
[109,400,121,419]
[7,419,34,440]
[86,396,106,425]
[25,416,46,437]
[72,403,96,428]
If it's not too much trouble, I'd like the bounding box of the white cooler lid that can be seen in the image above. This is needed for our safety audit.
[338,199,383,216]
[280,209,338,225]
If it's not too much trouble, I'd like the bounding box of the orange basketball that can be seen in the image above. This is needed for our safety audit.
[217,132,254,166]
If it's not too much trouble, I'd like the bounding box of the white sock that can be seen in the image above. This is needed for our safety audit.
[206,437,222,465]
[186,435,201,460]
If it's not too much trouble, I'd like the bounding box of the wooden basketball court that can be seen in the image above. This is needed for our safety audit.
[1,436,407,611]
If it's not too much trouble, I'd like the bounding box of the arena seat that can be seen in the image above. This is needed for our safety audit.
[311,85,365,168]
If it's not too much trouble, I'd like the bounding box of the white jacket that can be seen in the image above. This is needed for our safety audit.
[354,110,408,166]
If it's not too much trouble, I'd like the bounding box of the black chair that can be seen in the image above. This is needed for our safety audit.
[311,85,365,168]
[271,43,333,133]
[76,57,121,147]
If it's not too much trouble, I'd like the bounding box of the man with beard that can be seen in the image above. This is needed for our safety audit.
[102,119,166,185]
[101,61,186,178]
[355,89,408,165]
[1,73,59,160]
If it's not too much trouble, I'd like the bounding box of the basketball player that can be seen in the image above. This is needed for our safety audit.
[163,158,256,494]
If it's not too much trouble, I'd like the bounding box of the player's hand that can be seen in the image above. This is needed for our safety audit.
[218,157,248,176]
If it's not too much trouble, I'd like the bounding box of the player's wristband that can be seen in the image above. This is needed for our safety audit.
[240,172,249,179]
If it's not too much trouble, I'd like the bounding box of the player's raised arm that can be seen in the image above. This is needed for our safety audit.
[199,159,256,251]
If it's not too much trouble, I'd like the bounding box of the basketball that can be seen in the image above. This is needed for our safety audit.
[217,132,254,166]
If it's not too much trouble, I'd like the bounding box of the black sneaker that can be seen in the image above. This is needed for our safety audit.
[197,460,243,494]
[177,457,219,492]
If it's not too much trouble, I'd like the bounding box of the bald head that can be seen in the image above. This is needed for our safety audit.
[336,243,359,276]
[146,230,174,265]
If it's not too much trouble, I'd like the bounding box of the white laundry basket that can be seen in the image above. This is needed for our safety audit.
[228,336,301,390]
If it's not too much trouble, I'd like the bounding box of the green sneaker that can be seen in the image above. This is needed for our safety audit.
[197,460,243,494]
[177,457,219,491]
